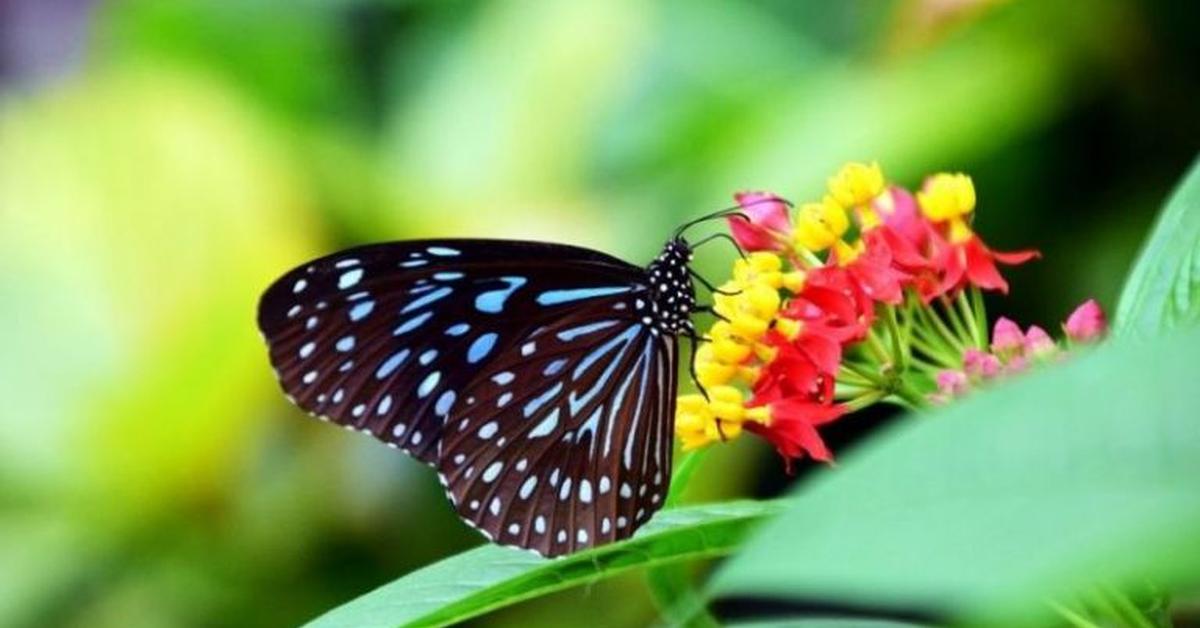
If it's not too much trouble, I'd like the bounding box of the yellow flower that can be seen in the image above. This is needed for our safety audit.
[731,252,784,289]
[782,270,806,292]
[918,172,976,222]
[674,387,770,450]
[710,321,753,363]
[828,161,885,207]
[694,344,735,388]
[832,238,864,266]
[793,196,850,252]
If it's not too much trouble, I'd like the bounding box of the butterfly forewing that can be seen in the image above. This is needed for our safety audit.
[437,292,678,557]
[257,240,646,465]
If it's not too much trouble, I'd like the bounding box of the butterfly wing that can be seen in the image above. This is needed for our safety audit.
[257,239,647,465]
[437,294,678,557]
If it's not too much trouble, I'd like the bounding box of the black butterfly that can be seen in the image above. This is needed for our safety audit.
[257,214,742,557]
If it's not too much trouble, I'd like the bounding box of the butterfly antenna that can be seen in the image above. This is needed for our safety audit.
[673,196,793,239]
[691,232,746,260]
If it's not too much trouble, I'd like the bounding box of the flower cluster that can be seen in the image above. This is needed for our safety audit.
[675,162,1094,469]
[933,299,1108,402]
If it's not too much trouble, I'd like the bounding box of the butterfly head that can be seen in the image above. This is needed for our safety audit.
[642,238,696,336]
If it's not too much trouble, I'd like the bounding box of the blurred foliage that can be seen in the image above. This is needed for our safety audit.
[0,0,1197,626]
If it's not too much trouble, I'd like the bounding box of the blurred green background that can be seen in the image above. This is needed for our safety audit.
[0,0,1196,626]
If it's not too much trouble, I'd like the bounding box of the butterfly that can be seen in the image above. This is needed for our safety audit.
[256,212,746,557]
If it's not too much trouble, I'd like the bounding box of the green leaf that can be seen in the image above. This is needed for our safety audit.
[709,328,1200,626]
[1115,156,1200,337]
[305,500,785,628]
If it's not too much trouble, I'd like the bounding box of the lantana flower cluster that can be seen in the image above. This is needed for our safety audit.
[675,162,1107,469]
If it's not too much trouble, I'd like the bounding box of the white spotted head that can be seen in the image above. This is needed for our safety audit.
[644,238,696,336]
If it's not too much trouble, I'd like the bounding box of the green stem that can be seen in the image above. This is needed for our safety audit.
[837,369,876,387]
[841,361,887,386]
[914,296,966,354]
[865,330,892,366]
[971,286,989,344]
[957,290,984,349]
[892,379,931,409]
[883,305,908,372]
[908,353,949,373]
[940,295,973,347]
[844,389,886,412]
[906,330,961,368]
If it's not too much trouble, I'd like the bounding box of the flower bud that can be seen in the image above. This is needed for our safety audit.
[729,192,792,252]
[1023,325,1057,357]
[828,161,885,208]
[917,173,976,222]
[990,317,1025,355]
[1064,299,1106,343]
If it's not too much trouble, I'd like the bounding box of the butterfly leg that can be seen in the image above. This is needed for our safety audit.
[694,304,729,322]
[685,327,711,402]
[688,269,742,296]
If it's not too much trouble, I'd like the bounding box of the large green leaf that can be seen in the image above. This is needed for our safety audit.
[709,328,1200,626]
[305,500,784,628]
[1115,156,1200,337]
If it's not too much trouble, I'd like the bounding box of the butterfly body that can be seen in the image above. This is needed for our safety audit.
[257,237,696,556]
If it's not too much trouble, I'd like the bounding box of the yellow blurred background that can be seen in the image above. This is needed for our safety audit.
[0,0,1196,626]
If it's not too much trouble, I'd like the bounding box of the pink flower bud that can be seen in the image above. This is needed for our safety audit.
[990,317,1025,354]
[1004,355,1029,374]
[729,191,791,252]
[1023,324,1056,357]
[874,186,926,247]
[963,348,1001,379]
[1064,299,1107,343]
[936,370,969,396]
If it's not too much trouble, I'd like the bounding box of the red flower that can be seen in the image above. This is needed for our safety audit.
[751,331,837,403]
[728,191,791,252]
[792,266,875,341]
[837,240,909,305]
[867,186,933,271]
[931,231,1039,296]
[745,398,845,470]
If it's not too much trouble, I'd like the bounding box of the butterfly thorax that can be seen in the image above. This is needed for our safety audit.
[641,238,696,336]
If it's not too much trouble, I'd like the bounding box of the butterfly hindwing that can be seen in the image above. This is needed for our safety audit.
[256,239,646,465]
[437,291,678,556]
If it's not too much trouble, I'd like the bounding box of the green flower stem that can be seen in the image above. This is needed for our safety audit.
[906,329,961,368]
[913,294,966,353]
[906,355,947,376]
[844,389,886,412]
[835,383,876,400]
[970,286,989,343]
[892,378,931,409]
[939,295,974,347]
[883,305,908,371]
[841,360,888,386]
[837,371,877,388]
[957,289,984,349]
[797,248,824,268]
[865,329,892,365]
